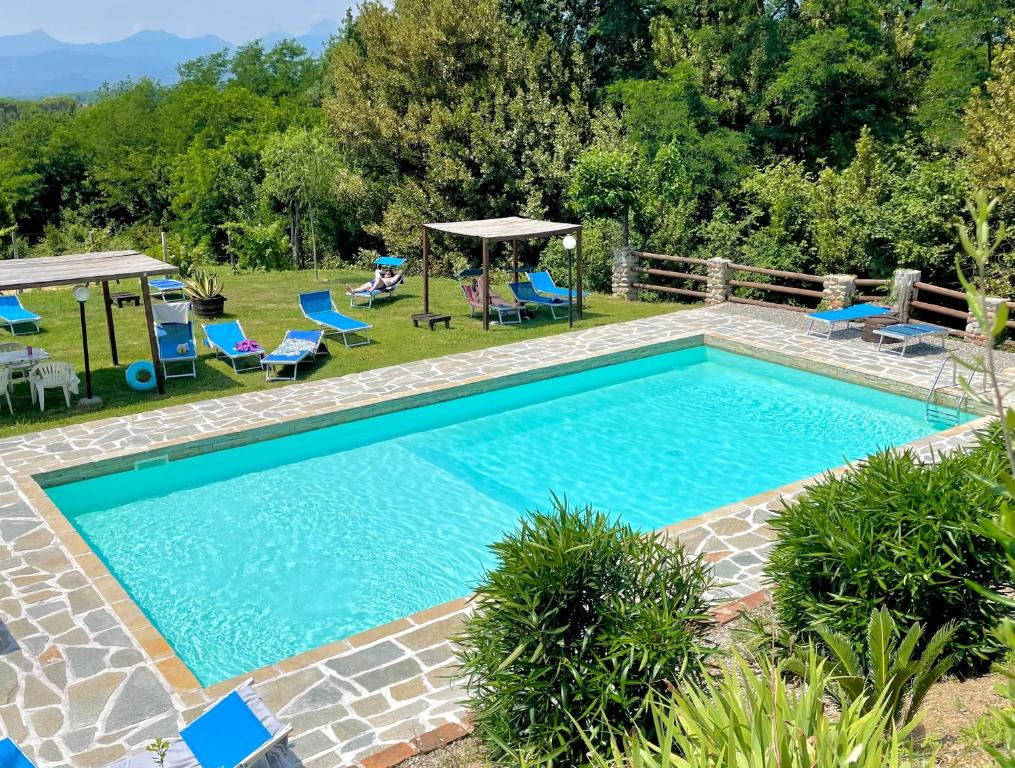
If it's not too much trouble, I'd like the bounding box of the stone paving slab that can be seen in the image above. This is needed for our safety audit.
[0,304,1000,767]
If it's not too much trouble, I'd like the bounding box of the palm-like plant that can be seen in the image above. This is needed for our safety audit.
[787,608,957,727]
[183,268,223,299]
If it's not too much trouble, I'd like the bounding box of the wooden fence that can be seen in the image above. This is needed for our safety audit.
[726,262,824,312]
[630,252,708,300]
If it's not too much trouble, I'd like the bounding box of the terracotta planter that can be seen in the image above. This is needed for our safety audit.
[191,295,226,319]
[861,313,900,343]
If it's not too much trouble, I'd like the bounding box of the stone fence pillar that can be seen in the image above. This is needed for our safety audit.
[892,268,921,322]
[612,246,639,301]
[705,257,730,304]
[966,297,1006,345]
[821,275,855,310]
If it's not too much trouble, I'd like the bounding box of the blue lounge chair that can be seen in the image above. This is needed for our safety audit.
[153,302,197,379]
[347,256,406,308]
[526,270,590,301]
[509,281,570,320]
[0,295,41,335]
[261,329,329,381]
[805,302,893,339]
[299,290,372,348]
[149,278,186,302]
[108,679,291,768]
[0,739,35,768]
[874,322,949,356]
[203,320,265,372]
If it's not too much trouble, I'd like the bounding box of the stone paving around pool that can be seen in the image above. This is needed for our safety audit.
[0,304,1002,768]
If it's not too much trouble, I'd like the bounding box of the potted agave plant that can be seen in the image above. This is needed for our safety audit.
[185,268,226,318]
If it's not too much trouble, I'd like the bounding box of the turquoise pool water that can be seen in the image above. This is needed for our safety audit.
[46,347,964,684]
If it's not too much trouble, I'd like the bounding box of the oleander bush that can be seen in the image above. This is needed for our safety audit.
[766,429,1013,675]
[457,497,715,766]
[586,649,920,768]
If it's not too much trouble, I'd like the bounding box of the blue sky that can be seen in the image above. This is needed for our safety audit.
[0,0,351,43]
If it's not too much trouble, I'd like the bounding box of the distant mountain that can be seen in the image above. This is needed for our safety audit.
[0,22,339,99]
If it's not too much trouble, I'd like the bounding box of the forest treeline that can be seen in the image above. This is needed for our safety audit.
[1,0,1014,292]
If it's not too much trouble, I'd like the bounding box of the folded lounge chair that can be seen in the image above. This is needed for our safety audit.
[509,281,570,320]
[461,283,522,324]
[526,270,590,301]
[154,302,197,379]
[261,329,329,381]
[108,679,291,768]
[347,256,407,308]
[149,278,186,302]
[0,295,41,335]
[875,321,949,356]
[805,302,893,339]
[299,291,372,348]
[0,738,36,768]
[203,320,265,372]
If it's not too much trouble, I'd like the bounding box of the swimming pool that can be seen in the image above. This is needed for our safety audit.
[45,346,965,684]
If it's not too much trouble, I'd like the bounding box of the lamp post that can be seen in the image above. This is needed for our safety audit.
[72,284,102,409]
[563,234,577,328]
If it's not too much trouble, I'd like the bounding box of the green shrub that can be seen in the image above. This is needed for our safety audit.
[787,608,957,726]
[540,218,621,294]
[766,433,1013,675]
[456,498,715,766]
[587,649,920,768]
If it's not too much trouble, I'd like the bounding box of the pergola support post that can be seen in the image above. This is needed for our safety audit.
[575,228,584,318]
[422,227,430,315]
[140,276,165,394]
[100,281,119,366]
[512,240,518,284]
[481,238,490,331]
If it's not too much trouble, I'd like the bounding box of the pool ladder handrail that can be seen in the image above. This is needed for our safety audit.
[924,355,985,424]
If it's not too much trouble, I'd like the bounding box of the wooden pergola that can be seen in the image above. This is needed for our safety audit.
[0,250,180,394]
[422,216,583,330]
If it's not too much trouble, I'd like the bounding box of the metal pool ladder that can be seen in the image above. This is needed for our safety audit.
[925,355,986,425]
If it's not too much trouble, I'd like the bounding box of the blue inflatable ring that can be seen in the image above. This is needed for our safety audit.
[126,361,157,392]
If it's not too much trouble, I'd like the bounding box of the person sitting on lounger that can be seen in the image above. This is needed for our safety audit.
[473,277,522,311]
[348,267,403,295]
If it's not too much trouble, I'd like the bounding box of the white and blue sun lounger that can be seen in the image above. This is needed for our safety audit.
[509,281,570,320]
[347,256,406,308]
[299,290,372,348]
[261,329,329,381]
[0,739,36,768]
[875,322,949,356]
[154,302,197,379]
[107,679,291,768]
[149,278,186,302]
[806,302,893,339]
[526,270,590,301]
[0,295,41,335]
[203,320,264,372]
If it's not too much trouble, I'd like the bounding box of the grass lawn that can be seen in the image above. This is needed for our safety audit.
[0,268,680,438]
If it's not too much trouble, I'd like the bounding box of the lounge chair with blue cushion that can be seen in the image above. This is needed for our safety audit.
[805,302,893,339]
[261,329,329,381]
[0,739,36,768]
[299,291,372,348]
[0,295,41,335]
[153,302,197,379]
[509,281,570,320]
[874,321,950,356]
[526,270,590,301]
[347,256,406,308]
[148,278,186,302]
[107,679,291,768]
[203,320,264,372]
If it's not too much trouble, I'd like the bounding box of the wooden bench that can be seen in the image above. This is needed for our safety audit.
[108,291,141,308]
[411,312,452,330]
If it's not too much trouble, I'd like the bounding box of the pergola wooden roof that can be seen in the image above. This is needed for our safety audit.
[0,251,180,393]
[422,217,583,330]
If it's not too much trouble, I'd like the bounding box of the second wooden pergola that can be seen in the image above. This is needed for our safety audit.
[421,216,583,330]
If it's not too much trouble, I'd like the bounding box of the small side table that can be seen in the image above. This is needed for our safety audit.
[411,312,452,330]
[108,292,141,308]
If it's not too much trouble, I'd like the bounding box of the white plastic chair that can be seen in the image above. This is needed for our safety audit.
[29,361,76,411]
[0,367,11,414]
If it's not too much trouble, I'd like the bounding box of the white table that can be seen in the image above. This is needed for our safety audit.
[0,348,50,368]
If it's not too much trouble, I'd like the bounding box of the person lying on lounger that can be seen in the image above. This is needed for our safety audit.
[347,267,403,295]
[474,277,522,311]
